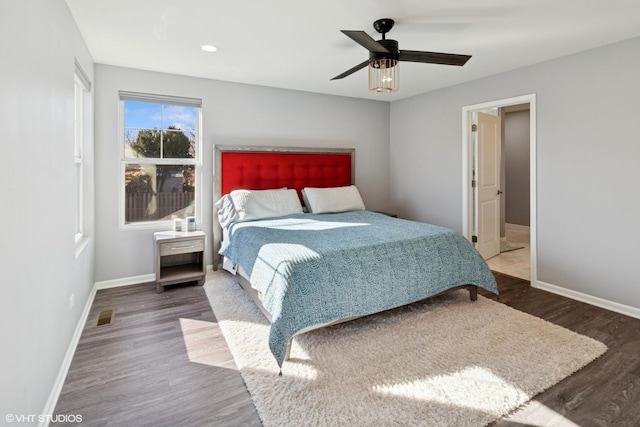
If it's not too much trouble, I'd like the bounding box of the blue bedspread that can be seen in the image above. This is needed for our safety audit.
[220,210,498,367]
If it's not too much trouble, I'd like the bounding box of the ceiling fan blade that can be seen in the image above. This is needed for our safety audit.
[331,60,370,80]
[399,50,471,66]
[341,30,389,53]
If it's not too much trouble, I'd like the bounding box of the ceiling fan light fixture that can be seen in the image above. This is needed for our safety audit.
[332,18,470,93]
[368,58,399,93]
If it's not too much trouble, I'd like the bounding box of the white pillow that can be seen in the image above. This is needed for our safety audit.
[215,194,238,228]
[215,188,303,227]
[303,185,366,214]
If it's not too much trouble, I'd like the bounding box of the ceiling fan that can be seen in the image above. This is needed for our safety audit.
[331,18,471,93]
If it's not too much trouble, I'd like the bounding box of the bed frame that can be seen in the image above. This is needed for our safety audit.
[213,144,478,363]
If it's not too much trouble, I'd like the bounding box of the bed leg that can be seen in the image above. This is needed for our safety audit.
[284,340,292,361]
[469,285,478,301]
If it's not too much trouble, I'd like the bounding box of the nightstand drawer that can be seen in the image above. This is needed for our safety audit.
[159,239,204,256]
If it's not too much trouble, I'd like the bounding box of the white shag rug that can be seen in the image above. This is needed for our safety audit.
[204,271,606,427]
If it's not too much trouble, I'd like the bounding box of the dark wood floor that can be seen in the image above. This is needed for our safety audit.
[55,273,640,426]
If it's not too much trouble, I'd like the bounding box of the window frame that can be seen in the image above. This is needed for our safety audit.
[118,92,203,230]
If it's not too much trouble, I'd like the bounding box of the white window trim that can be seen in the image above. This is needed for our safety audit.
[118,93,202,230]
[74,63,90,247]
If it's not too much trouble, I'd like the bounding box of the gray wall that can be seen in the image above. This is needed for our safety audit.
[504,110,530,226]
[390,36,640,309]
[94,65,390,282]
[0,0,95,420]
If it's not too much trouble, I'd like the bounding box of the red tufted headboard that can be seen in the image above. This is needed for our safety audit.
[220,151,353,202]
[212,145,355,266]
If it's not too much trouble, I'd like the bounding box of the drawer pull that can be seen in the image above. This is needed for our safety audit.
[172,245,195,250]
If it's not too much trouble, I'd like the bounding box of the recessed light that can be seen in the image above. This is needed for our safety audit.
[201,44,218,53]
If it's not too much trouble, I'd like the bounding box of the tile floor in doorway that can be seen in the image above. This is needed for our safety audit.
[487,223,530,281]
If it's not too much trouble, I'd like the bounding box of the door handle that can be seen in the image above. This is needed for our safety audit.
[497,190,503,195]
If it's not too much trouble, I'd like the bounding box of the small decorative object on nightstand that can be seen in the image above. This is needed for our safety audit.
[154,230,206,293]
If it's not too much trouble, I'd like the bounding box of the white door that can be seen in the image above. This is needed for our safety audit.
[475,112,501,260]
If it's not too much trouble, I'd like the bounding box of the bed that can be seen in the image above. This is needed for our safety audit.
[213,145,498,369]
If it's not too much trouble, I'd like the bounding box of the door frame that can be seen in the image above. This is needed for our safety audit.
[462,93,537,284]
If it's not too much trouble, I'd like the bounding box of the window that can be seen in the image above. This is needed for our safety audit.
[119,92,202,227]
[74,61,90,244]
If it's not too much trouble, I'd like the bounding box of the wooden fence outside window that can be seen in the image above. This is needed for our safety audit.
[125,192,195,222]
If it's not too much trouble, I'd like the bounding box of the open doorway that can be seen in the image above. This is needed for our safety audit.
[462,94,537,283]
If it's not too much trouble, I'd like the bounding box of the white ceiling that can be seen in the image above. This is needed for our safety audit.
[66,0,640,102]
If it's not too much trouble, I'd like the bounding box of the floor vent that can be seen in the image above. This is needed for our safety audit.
[96,310,115,327]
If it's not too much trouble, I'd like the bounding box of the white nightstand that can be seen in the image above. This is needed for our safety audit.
[154,230,206,293]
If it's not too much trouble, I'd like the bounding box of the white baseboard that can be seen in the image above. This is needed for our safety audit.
[39,283,98,427]
[95,265,215,290]
[95,274,155,290]
[534,280,640,320]
[505,223,530,232]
